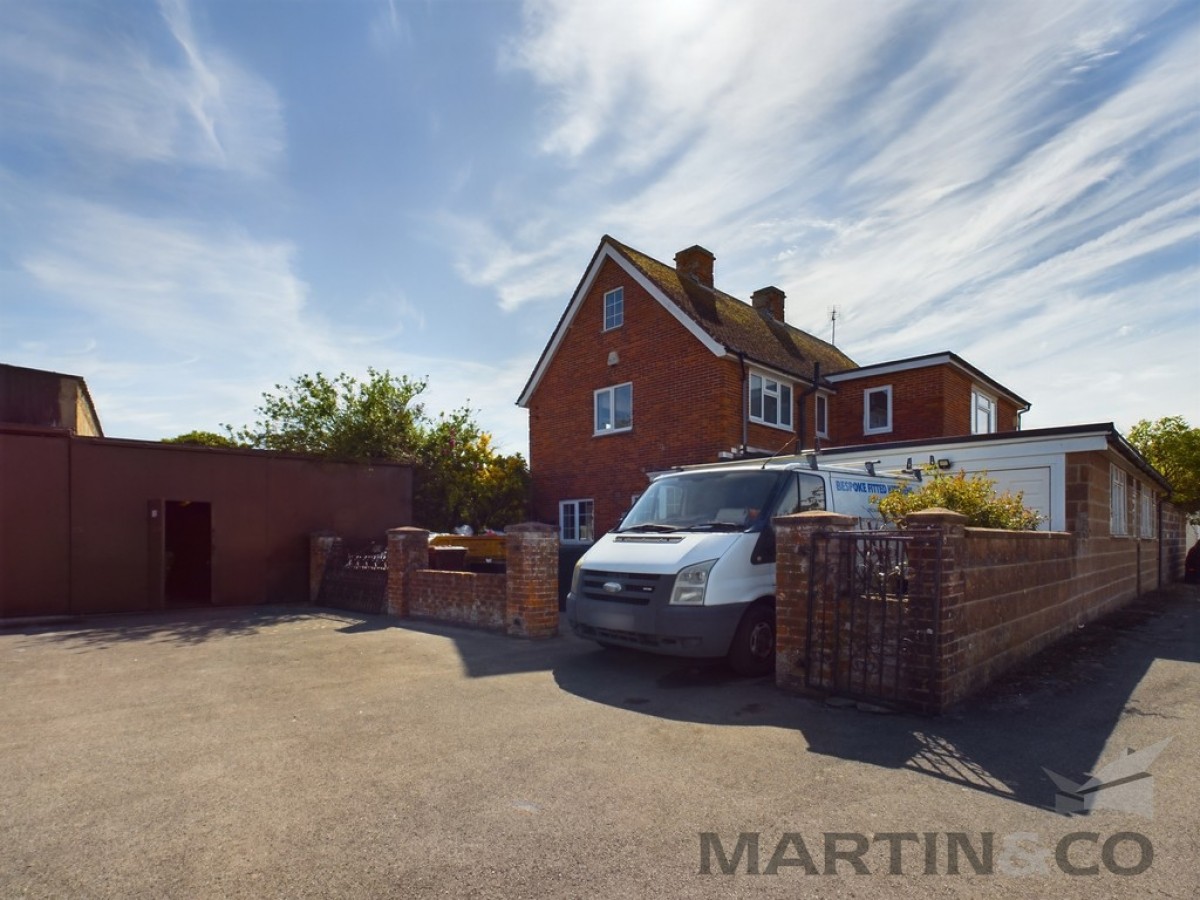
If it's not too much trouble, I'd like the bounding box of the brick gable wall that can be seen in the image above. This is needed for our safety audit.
[529,258,786,537]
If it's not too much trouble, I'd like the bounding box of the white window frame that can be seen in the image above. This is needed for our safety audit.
[594,382,632,434]
[1139,483,1155,539]
[1110,465,1129,537]
[972,389,997,435]
[863,386,893,435]
[814,392,829,439]
[603,287,624,331]
[749,371,793,431]
[559,499,594,544]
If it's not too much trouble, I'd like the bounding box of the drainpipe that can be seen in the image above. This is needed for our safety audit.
[798,362,822,453]
[739,351,748,456]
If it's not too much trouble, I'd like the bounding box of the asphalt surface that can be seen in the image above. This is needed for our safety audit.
[1,586,1197,899]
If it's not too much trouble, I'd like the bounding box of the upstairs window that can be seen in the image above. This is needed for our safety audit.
[815,393,829,438]
[864,386,892,435]
[749,372,793,429]
[595,382,632,434]
[560,499,594,543]
[972,389,997,434]
[603,287,624,331]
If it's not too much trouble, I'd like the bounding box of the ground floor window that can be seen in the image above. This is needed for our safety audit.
[1110,466,1128,536]
[560,499,594,543]
[1139,482,1156,538]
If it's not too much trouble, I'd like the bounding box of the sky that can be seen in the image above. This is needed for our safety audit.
[1,0,1198,459]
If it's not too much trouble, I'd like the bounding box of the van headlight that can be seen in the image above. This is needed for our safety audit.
[570,560,584,596]
[670,560,717,605]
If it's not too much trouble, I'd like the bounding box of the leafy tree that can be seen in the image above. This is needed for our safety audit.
[234,369,427,461]
[873,467,1042,531]
[413,410,531,532]
[1127,416,1200,525]
[227,369,528,532]
[162,430,246,449]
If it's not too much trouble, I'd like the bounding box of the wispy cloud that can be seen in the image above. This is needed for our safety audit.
[370,0,413,53]
[464,0,1199,430]
[0,0,283,176]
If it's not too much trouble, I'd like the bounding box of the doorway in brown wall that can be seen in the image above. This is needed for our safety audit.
[164,500,212,606]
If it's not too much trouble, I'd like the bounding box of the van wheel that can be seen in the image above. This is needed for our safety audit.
[729,604,775,676]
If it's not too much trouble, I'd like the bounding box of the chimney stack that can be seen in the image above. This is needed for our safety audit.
[675,245,715,287]
[752,286,786,321]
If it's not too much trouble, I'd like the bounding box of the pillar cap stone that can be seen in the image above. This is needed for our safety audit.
[904,507,969,526]
[504,522,556,534]
[773,511,857,527]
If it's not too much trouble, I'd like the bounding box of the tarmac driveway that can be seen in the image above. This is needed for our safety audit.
[1,587,1197,899]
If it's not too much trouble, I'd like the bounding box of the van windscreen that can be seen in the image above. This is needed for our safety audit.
[618,470,786,533]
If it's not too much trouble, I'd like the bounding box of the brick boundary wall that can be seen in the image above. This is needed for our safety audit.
[776,505,1184,713]
[309,532,342,604]
[313,524,559,639]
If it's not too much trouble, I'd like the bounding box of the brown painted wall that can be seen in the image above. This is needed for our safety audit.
[0,429,72,616]
[0,427,413,617]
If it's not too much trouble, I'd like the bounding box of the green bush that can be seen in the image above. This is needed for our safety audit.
[873,467,1042,530]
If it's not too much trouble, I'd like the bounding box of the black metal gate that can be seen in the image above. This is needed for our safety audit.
[805,531,941,710]
[317,543,388,615]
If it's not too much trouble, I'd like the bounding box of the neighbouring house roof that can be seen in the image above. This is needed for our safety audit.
[518,236,856,407]
[824,351,1030,410]
[0,362,103,437]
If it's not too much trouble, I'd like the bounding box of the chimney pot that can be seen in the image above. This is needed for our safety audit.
[674,245,715,287]
[752,286,786,321]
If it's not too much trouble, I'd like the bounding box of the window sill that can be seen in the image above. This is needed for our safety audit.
[594,427,632,437]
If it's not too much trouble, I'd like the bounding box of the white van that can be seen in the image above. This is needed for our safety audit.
[565,458,911,675]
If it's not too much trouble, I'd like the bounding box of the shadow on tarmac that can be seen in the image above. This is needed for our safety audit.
[10,588,1195,813]
[550,585,1198,813]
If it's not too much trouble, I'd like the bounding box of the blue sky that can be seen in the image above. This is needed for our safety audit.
[2,0,1197,458]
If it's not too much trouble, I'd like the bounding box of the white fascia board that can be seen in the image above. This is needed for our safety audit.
[746,361,805,387]
[517,242,726,407]
[825,353,1025,406]
[824,354,954,382]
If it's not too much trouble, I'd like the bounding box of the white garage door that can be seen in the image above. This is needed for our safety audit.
[974,466,1052,530]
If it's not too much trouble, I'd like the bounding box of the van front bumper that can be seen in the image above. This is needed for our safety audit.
[566,590,747,658]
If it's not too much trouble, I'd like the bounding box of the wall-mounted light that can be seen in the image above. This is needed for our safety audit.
[607,351,619,366]
[937,458,952,470]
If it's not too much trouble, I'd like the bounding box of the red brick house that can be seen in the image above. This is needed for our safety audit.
[518,236,1028,543]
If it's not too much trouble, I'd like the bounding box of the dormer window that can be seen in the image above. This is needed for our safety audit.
[603,287,624,331]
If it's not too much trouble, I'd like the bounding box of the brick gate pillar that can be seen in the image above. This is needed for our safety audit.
[904,508,968,713]
[774,511,857,693]
[309,532,343,604]
[386,527,429,618]
[504,523,559,639]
